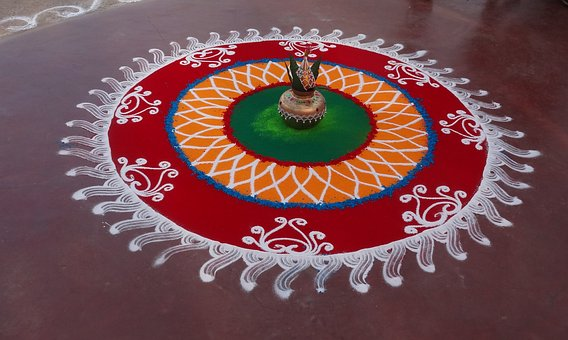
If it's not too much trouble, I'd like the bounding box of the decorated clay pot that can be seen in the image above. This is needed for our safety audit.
[278,89,326,129]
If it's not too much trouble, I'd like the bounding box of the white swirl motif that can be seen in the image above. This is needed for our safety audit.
[400,185,467,234]
[440,110,486,150]
[242,217,334,256]
[385,60,440,88]
[278,40,336,57]
[180,45,237,68]
[118,157,179,202]
[115,86,161,124]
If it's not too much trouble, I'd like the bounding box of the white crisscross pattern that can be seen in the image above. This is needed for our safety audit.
[171,61,429,204]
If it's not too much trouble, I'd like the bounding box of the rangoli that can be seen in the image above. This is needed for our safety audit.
[61,27,538,298]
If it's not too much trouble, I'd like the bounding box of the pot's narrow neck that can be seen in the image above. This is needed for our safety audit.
[292,89,315,98]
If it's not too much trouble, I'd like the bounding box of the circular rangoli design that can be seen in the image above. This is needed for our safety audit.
[168,61,432,206]
[62,27,539,298]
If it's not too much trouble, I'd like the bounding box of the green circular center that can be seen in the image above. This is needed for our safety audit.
[228,86,374,164]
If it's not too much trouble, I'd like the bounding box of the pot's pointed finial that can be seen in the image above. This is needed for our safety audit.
[298,47,316,90]
[286,47,321,92]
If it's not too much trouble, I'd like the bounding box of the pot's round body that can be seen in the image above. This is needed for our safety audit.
[278,89,326,129]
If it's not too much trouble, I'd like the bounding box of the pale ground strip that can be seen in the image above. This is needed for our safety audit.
[0,0,143,38]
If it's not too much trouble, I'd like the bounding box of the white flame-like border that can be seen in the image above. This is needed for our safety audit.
[59,27,539,299]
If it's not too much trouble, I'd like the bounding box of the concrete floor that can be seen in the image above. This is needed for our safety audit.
[0,0,142,38]
[0,0,567,339]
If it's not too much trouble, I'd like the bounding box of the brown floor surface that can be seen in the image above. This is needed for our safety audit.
[0,1,143,38]
[1,0,567,339]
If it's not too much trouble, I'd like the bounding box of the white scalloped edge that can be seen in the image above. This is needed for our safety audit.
[0,0,143,35]
[60,27,539,299]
